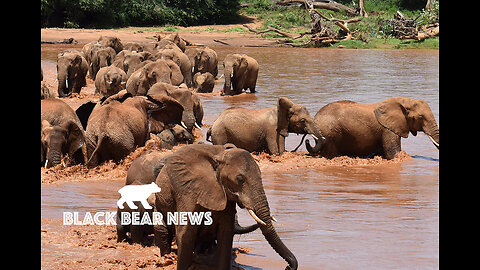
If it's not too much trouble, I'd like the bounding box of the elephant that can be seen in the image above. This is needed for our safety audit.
[123,42,144,52]
[126,59,183,96]
[98,35,124,54]
[185,47,218,78]
[208,97,325,155]
[193,72,215,93]
[117,149,259,246]
[85,91,184,167]
[41,99,87,168]
[147,82,204,134]
[222,53,258,96]
[156,124,194,149]
[56,49,88,97]
[305,96,440,159]
[113,50,153,79]
[41,82,51,99]
[155,48,193,88]
[94,65,127,97]
[155,32,186,52]
[89,46,116,80]
[153,144,298,270]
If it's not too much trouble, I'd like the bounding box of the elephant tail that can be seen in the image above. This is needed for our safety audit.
[205,127,212,143]
[86,135,105,167]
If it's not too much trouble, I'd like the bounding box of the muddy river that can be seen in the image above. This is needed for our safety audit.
[41,46,439,269]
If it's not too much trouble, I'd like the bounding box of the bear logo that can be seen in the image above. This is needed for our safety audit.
[117,182,161,210]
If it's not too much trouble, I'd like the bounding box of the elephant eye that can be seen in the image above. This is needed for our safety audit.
[236,175,245,185]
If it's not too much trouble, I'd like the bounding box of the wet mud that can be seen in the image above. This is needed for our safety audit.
[41,35,438,269]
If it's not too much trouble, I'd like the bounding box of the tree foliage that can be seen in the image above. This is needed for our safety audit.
[41,0,241,28]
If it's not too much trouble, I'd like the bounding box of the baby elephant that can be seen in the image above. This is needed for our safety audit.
[156,124,194,149]
[193,72,215,93]
[222,53,258,95]
[95,66,127,97]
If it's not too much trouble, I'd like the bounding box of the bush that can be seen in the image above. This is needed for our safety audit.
[41,0,241,28]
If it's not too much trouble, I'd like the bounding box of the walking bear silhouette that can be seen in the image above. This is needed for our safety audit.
[117,182,161,210]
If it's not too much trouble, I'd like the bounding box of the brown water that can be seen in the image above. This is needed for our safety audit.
[41,46,439,269]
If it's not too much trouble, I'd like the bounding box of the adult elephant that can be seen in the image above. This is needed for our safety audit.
[56,49,88,97]
[126,59,183,96]
[153,144,298,270]
[305,96,439,159]
[113,50,153,79]
[117,149,258,245]
[98,35,124,54]
[85,91,184,167]
[222,53,258,96]
[185,47,218,78]
[89,46,116,80]
[155,48,193,88]
[94,66,127,97]
[147,82,204,134]
[41,99,87,168]
[208,97,324,155]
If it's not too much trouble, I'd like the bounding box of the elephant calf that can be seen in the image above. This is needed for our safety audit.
[222,53,258,95]
[306,96,439,159]
[94,66,127,98]
[56,49,88,97]
[193,72,215,93]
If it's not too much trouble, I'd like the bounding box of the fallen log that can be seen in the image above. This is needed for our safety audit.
[242,24,293,38]
[277,0,358,16]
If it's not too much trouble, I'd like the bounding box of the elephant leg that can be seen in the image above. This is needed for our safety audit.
[215,207,235,269]
[176,224,198,270]
[382,130,402,160]
[153,221,173,255]
[116,209,128,242]
[130,224,146,244]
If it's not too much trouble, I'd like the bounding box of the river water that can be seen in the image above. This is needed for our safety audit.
[41,46,439,269]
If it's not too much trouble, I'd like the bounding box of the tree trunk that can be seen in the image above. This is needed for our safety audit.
[359,0,368,17]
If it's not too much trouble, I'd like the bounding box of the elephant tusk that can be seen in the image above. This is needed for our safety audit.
[427,135,439,149]
[194,122,201,129]
[65,79,68,89]
[311,134,318,140]
[120,81,126,85]
[271,215,277,222]
[248,209,266,226]
[180,121,188,129]
[44,159,48,169]
[219,74,224,79]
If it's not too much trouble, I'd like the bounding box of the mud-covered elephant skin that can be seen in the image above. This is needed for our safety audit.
[222,53,258,95]
[147,82,204,134]
[56,49,88,97]
[94,66,127,97]
[153,144,298,270]
[98,35,124,54]
[126,59,183,96]
[90,46,116,80]
[305,96,439,159]
[113,50,153,79]
[41,99,87,168]
[85,92,184,167]
[185,47,218,78]
[193,72,215,93]
[155,48,193,88]
[208,97,324,155]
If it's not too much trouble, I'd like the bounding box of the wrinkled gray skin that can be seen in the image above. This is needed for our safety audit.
[306,97,439,159]
[223,53,258,96]
[56,50,88,97]
[85,92,184,168]
[126,59,183,96]
[147,82,204,134]
[90,46,116,80]
[94,66,127,97]
[157,124,194,149]
[153,144,297,270]
[208,97,324,155]
[113,50,153,79]
[116,149,258,246]
[41,99,86,168]
[193,72,215,93]
[185,47,218,78]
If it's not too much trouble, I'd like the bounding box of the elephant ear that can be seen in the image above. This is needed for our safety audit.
[60,120,85,156]
[374,98,409,138]
[166,146,227,211]
[277,97,295,137]
[146,94,184,133]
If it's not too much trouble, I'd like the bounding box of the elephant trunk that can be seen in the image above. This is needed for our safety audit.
[181,110,196,134]
[305,123,326,155]
[234,215,259,234]
[57,75,71,97]
[46,148,64,168]
[250,192,298,270]
[424,121,439,150]
[223,68,233,94]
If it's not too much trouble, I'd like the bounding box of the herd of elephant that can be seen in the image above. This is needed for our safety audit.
[40,33,439,270]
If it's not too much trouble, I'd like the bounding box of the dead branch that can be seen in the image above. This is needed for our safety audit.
[242,24,293,38]
[213,39,231,46]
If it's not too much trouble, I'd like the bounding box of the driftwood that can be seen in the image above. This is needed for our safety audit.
[386,11,439,41]
[41,37,77,44]
[242,24,293,38]
[277,0,358,16]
